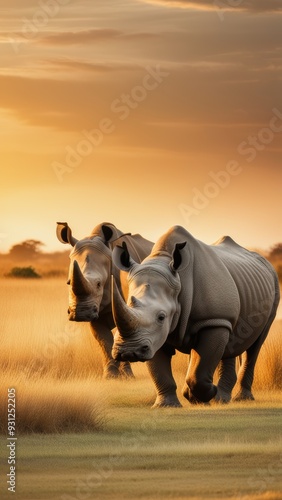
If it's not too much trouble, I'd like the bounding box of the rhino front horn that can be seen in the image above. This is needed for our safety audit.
[111,276,139,337]
[71,260,92,296]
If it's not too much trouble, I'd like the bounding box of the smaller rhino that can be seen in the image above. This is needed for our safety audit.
[56,222,153,378]
[111,225,280,406]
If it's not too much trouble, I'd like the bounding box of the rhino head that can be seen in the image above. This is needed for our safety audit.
[111,241,187,362]
[56,222,120,322]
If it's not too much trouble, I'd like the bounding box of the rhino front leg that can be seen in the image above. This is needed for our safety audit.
[119,361,135,379]
[215,357,237,403]
[184,327,230,403]
[90,319,133,379]
[146,346,182,408]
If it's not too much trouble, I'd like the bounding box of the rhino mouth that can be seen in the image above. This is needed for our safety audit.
[68,306,99,322]
[112,342,153,362]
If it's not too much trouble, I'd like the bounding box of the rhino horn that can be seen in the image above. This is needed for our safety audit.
[71,260,92,296]
[112,277,139,337]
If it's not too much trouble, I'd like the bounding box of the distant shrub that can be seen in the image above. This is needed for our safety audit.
[268,243,282,262]
[276,265,282,283]
[42,269,66,278]
[6,266,41,279]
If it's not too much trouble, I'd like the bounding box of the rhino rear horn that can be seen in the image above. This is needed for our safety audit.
[111,276,139,337]
[71,260,92,296]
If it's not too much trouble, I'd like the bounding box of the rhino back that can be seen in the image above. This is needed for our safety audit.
[212,240,279,355]
[167,230,278,355]
[125,234,154,262]
[159,228,240,350]
[213,238,277,315]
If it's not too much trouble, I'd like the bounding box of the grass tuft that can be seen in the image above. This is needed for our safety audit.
[0,373,105,434]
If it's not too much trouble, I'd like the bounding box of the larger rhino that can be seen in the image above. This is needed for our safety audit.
[56,222,153,378]
[111,225,280,404]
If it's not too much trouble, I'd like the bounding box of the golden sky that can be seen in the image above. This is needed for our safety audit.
[1,0,282,253]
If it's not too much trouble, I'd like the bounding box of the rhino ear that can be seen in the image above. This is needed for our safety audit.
[101,224,115,242]
[169,242,187,272]
[56,222,78,247]
[112,242,137,272]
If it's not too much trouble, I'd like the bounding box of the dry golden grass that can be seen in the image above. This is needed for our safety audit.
[0,278,281,435]
[254,321,282,390]
[0,278,105,434]
[0,278,103,378]
[0,278,282,499]
[0,373,105,433]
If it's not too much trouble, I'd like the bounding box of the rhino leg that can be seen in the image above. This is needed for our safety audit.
[215,357,237,403]
[233,301,279,401]
[103,359,121,378]
[147,346,182,408]
[119,361,135,379]
[184,327,230,404]
[90,319,128,379]
[233,335,264,401]
[234,276,280,402]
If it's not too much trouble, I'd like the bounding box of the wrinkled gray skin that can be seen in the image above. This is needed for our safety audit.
[112,225,280,406]
[56,222,153,378]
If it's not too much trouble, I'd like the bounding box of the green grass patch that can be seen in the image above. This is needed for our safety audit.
[1,404,282,499]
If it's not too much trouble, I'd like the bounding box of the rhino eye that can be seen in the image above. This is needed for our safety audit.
[97,281,101,289]
[157,312,166,323]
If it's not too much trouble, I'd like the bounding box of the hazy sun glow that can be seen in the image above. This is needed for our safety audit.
[1,0,282,253]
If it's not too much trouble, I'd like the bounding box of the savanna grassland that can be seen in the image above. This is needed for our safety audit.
[0,277,282,500]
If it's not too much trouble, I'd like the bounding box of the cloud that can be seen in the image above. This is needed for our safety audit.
[38,28,157,46]
[44,59,141,74]
[141,0,215,10]
[39,29,122,45]
[140,0,282,13]
[0,52,279,157]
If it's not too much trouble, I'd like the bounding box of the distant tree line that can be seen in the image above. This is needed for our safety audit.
[0,239,69,278]
[267,243,282,283]
[8,239,45,260]
[1,239,282,282]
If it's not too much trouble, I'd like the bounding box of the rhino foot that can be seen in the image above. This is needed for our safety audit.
[152,395,182,408]
[187,395,210,406]
[183,385,214,405]
[103,360,135,379]
[103,361,121,379]
[214,388,231,404]
[232,388,255,402]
